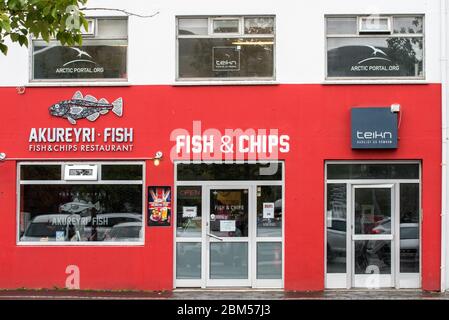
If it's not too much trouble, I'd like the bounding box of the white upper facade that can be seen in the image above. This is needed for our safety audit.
[0,0,443,86]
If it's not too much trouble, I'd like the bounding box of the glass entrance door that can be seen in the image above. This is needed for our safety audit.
[352,185,395,288]
[206,187,251,287]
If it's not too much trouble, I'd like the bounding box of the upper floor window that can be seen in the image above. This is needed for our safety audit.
[177,16,275,81]
[32,17,128,81]
[326,15,424,80]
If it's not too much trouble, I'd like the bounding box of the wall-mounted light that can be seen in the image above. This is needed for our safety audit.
[151,151,163,166]
[0,153,6,161]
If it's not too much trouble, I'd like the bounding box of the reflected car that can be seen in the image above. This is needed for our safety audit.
[103,222,143,242]
[367,223,420,265]
[327,218,347,260]
[20,214,78,242]
[83,213,142,241]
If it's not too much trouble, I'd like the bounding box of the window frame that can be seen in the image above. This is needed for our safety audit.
[175,15,276,82]
[324,14,425,81]
[29,16,129,84]
[17,161,146,246]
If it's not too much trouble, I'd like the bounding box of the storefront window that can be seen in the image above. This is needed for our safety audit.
[326,15,424,79]
[176,186,202,237]
[32,18,128,81]
[177,16,275,80]
[400,183,420,273]
[18,163,143,244]
[257,185,282,237]
[327,184,347,273]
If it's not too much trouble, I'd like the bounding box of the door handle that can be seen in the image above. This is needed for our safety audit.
[207,233,224,241]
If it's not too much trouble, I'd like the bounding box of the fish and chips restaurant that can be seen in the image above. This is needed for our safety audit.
[0,12,442,292]
[0,84,441,292]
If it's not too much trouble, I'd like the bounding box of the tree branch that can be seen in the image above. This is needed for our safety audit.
[80,7,159,18]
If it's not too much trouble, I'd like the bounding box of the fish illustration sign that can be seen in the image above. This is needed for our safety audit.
[27,91,134,153]
[49,91,123,125]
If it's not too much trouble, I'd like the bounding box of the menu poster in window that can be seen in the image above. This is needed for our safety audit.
[263,202,275,219]
[182,206,197,218]
[148,186,171,226]
[220,220,236,232]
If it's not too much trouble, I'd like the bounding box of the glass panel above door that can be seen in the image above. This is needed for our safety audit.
[327,163,419,180]
[177,162,283,181]
[354,188,391,235]
[209,189,248,237]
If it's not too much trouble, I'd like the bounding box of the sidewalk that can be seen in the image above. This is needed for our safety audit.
[0,289,448,300]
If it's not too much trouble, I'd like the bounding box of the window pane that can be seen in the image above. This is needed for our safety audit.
[20,165,61,180]
[97,18,128,38]
[178,18,208,35]
[20,184,142,242]
[360,17,390,32]
[213,19,239,33]
[177,162,283,181]
[244,17,274,34]
[176,243,201,279]
[33,40,127,79]
[327,184,347,273]
[176,186,202,237]
[400,183,420,273]
[178,38,274,78]
[327,37,423,78]
[327,164,419,180]
[393,16,423,34]
[354,240,391,274]
[257,186,282,237]
[210,242,248,279]
[257,242,282,279]
[210,189,248,237]
[101,165,143,180]
[326,17,357,35]
[354,188,391,235]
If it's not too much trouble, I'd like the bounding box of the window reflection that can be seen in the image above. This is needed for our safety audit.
[326,184,347,273]
[210,189,248,238]
[257,186,282,237]
[176,186,202,237]
[354,188,391,235]
[400,183,420,273]
[20,184,143,242]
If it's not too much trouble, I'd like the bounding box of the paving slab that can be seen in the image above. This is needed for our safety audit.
[0,289,448,300]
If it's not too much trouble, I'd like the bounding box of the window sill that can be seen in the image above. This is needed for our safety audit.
[172,80,279,86]
[26,81,131,87]
[322,79,429,85]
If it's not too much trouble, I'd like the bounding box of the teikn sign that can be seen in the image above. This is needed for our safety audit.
[351,107,398,149]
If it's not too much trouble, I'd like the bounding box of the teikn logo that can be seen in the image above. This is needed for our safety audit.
[351,108,398,149]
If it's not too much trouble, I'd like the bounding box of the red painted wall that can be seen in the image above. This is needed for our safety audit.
[0,84,442,291]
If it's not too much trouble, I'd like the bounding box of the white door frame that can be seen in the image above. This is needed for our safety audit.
[204,185,254,287]
[350,184,397,288]
[174,180,284,289]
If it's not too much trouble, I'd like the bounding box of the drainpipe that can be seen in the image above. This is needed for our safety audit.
[441,0,448,293]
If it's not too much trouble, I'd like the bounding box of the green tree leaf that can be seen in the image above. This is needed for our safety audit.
[0,0,88,55]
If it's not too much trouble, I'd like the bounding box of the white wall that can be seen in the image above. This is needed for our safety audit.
[0,0,442,86]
